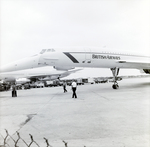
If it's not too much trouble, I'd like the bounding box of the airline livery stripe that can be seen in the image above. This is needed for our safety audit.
[63,52,79,63]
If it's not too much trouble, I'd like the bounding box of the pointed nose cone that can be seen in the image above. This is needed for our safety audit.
[0,54,42,73]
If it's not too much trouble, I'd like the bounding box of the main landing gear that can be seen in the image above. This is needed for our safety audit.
[110,67,120,89]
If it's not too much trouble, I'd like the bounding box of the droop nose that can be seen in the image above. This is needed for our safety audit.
[0,54,42,73]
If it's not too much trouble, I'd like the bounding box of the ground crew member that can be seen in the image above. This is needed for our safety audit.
[71,80,77,98]
[12,84,17,97]
[63,81,67,93]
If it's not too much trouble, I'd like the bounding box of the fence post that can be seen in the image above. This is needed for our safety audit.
[3,129,9,146]
[44,137,53,147]
[14,131,21,147]
[62,140,68,147]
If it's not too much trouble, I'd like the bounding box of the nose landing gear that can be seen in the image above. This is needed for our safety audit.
[112,82,119,89]
[111,67,120,89]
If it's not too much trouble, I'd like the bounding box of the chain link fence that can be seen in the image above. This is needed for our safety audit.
[0,129,86,147]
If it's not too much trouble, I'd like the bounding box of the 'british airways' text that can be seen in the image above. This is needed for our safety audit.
[92,54,120,60]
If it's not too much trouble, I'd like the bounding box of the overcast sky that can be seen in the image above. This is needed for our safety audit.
[0,0,150,76]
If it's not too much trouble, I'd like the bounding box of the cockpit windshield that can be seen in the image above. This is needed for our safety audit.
[40,49,55,54]
[40,49,46,54]
[47,48,55,52]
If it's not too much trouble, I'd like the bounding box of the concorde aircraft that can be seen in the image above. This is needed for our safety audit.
[1,47,150,89]
[0,66,81,84]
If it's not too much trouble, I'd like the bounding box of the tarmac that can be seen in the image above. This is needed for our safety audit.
[0,77,150,147]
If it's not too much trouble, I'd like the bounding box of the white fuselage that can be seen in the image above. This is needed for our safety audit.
[38,49,150,69]
[0,48,150,73]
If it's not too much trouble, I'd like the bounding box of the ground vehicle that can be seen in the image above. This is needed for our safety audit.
[95,78,108,83]
[36,82,44,88]
[30,83,37,88]
[23,83,31,89]
[88,77,95,84]
[16,84,22,90]
[76,78,84,85]
[45,80,59,87]
[0,84,5,91]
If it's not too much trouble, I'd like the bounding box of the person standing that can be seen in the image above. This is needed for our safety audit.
[63,81,67,93]
[71,80,77,98]
[12,84,17,97]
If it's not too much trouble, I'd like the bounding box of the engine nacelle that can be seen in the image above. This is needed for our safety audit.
[53,66,74,70]
[143,69,150,74]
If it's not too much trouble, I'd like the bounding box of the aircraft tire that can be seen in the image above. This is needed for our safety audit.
[112,84,119,89]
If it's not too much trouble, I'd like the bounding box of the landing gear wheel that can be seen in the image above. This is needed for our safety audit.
[110,67,120,89]
[112,84,119,89]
